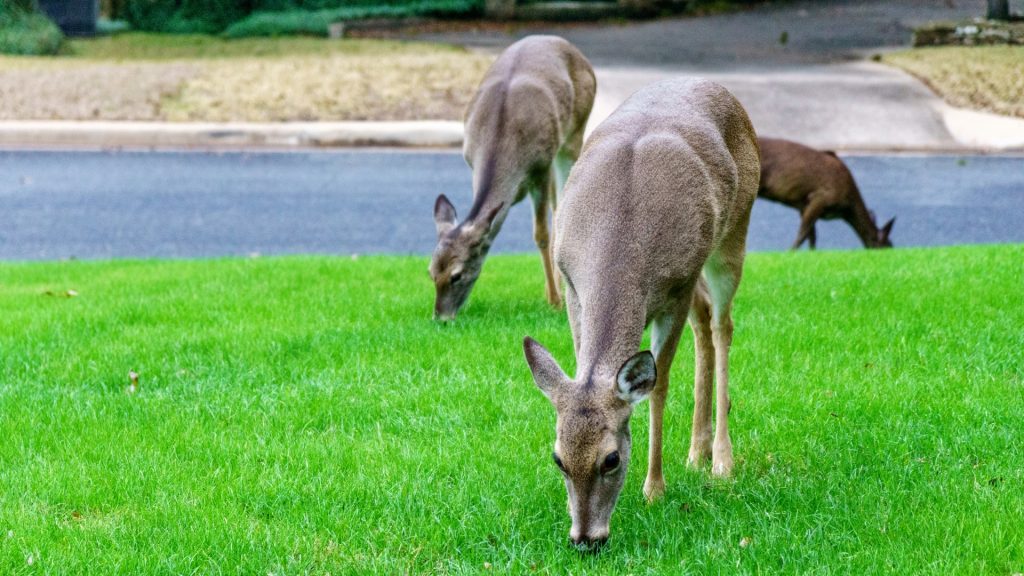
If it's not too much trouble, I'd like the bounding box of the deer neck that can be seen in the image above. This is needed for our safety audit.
[848,201,879,248]
[574,282,647,386]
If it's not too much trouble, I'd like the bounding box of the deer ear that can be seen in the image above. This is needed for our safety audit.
[523,336,566,402]
[615,351,657,405]
[880,216,895,237]
[434,194,457,237]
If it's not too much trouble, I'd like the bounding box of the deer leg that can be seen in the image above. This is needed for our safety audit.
[687,279,714,468]
[553,147,575,196]
[530,180,561,309]
[809,225,817,250]
[792,202,826,250]
[645,298,690,502]
[704,252,744,478]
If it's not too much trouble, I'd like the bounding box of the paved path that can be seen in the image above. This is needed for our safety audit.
[1,149,1021,261]
[412,0,1020,151]
[418,0,983,69]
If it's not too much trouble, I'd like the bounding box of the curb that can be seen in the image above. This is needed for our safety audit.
[0,117,1019,154]
[0,121,465,150]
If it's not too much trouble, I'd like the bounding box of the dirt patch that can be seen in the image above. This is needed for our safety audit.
[0,62,199,121]
[0,36,493,122]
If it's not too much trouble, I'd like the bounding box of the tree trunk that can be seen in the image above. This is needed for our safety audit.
[987,0,1009,20]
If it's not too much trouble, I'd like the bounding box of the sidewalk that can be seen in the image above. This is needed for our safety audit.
[2,65,1021,152]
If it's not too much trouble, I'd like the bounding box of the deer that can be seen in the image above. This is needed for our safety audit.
[522,77,760,550]
[757,137,895,249]
[430,35,596,321]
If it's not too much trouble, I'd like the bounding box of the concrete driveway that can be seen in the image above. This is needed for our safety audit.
[413,0,1024,150]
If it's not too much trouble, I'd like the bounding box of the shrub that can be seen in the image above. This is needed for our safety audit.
[222,0,481,38]
[0,1,65,55]
[119,0,482,34]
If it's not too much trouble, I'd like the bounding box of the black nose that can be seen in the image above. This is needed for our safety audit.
[569,535,608,553]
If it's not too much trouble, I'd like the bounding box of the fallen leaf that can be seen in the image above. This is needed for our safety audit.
[739,536,752,548]
[483,562,492,570]
[128,370,139,394]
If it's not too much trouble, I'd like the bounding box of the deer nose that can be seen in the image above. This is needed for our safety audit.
[569,533,608,552]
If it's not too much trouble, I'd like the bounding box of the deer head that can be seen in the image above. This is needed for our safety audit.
[868,211,896,248]
[523,337,656,551]
[429,195,503,321]
[876,216,896,248]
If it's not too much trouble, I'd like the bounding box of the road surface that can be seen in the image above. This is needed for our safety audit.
[1,149,1021,261]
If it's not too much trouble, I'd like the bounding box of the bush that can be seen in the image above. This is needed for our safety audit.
[223,0,481,38]
[119,0,482,34]
[0,1,65,55]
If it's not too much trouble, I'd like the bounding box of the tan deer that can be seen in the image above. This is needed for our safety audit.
[523,78,760,550]
[430,35,596,321]
[758,137,895,249]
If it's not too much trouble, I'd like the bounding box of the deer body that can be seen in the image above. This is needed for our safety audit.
[757,137,894,249]
[431,35,596,320]
[523,78,760,548]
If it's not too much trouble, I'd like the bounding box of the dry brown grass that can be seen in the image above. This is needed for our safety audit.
[167,52,492,122]
[884,46,1024,119]
[0,61,199,121]
[0,35,492,122]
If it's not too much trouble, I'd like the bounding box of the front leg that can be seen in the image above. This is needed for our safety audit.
[792,201,826,250]
[644,299,690,502]
[531,177,562,309]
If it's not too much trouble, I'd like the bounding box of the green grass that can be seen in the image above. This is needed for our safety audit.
[1,246,1022,573]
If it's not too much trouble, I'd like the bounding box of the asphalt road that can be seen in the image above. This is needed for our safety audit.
[415,0,983,70]
[0,149,1022,261]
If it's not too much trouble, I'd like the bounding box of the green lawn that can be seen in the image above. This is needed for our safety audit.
[1,246,1022,574]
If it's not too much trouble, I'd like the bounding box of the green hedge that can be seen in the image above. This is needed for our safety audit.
[0,0,64,55]
[224,0,481,38]
[119,0,482,34]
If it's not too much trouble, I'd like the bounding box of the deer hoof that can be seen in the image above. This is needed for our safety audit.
[546,293,563,309]
[643,478,665,503]
[711,456,734,478]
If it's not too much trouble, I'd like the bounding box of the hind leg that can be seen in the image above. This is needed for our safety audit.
[703,253,740,478]
[687,279,714,467]
[530,175,561,308]
[703,204,753,477]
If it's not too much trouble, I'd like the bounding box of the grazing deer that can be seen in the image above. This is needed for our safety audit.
[430,35,596,321]
[758,137,895,249]
[523,78,760,549]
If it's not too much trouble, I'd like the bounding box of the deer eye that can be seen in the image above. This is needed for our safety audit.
[601,451,620,474]
[450,271,463,284]
[553,452,565,472]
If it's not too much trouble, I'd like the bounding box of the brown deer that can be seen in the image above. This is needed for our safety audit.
[522,78,760,550]
[758,137,895,249]
[430,35,596,321]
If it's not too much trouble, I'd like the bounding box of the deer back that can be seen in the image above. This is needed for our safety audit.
[462,35,595,217]
[555,78,760,378]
